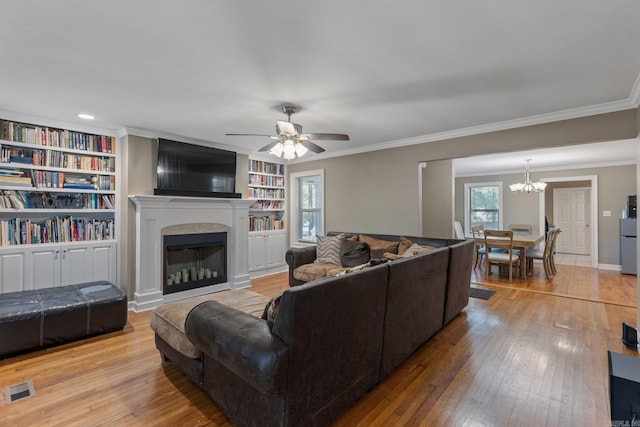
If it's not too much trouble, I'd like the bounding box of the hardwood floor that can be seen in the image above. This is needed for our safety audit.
[0,267,637,426]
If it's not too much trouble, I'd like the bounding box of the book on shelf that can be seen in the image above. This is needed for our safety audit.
[0,175,32,185]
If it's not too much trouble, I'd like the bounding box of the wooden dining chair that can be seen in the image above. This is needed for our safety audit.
[525,228,558,279]
[471,225,486,269]
[549,228,561,274]
[484,229,520,282]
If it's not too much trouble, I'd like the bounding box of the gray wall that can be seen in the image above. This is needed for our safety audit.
[455,164,636,265]
[422,159,454,238]
[287,109,638,238]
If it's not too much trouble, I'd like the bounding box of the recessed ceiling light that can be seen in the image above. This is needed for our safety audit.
[77,113,95,120]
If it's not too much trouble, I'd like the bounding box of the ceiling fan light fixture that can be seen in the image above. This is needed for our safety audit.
[270,142,284,157]
[294,142,308,157]
[283,139,296,160]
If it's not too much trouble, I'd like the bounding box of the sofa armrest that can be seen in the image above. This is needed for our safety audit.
[285,246,317,287]
[185,300,289,395]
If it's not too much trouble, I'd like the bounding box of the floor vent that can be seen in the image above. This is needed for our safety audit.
[5,380,35,404]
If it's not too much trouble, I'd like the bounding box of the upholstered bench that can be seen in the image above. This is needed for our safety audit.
[150,288,270,384]
[0,281,127,358]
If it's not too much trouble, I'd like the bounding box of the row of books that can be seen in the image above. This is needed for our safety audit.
[248,187,285,199]
[0,216,115,246]
[1,190,114,210]
[6,147,116,172]
[0,120,116,154]
[249,160,284,176]
[249,215,285,232]
[0,170,114,191]
[248,173,285,188]
[249,200,284,210]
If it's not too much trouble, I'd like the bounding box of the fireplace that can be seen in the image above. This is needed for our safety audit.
[128,195,252,311]
[163,232,227,295]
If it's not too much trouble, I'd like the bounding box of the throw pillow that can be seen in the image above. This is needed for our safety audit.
[315,234,344,265]
[261,293,283,329]
[359,234,399,259]
[403,243,438,257]
[340,240,371,267]
[398,236,413,255]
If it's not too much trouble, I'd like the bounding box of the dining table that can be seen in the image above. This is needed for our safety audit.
[475,232,545,279]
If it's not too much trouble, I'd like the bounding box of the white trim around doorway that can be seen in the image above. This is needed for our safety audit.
[538,175,598,269]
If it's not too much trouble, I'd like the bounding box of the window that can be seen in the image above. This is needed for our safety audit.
[290,169,324,244]
[464,182,503,234]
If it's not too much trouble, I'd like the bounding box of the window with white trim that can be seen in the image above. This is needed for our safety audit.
[290,169,324,244]
[464,182,503,234]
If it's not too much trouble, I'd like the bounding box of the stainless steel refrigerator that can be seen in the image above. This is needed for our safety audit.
[620,218,637,275]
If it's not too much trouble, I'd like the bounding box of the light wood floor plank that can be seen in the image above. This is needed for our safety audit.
[0,267,637,426]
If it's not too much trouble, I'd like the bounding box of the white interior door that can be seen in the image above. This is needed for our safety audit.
[553,188,590,255]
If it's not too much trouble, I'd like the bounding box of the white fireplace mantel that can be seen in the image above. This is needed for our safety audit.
[128,195,253,311]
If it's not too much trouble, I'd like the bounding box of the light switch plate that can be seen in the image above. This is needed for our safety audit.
[603,210,611,217]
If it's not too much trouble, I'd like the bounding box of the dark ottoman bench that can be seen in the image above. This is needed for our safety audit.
[0,281,127,358]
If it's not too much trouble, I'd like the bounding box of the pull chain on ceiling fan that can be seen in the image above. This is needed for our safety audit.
[226,105,349,160]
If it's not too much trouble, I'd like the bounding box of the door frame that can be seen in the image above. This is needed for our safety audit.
[538,175,598,268]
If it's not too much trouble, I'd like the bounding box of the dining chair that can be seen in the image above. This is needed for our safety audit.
[484,229,520,282]
[471,225,486,269]
[525,228,558,279]
[454,221,465,240]
[509,224,532,234]
[549,228,561,274]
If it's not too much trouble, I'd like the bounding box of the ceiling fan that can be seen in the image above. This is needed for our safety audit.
[226,105,349,160]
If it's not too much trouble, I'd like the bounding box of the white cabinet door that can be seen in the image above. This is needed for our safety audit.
[60,241,117,285]
[89,241,117,283]
[248,234,266,272]
[265,232,286,268]
[0,249,30,293]
[60,244,92,286]
[30,246,62,289]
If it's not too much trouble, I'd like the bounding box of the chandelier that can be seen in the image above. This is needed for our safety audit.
[509,159,547,193]
[269,139,308,160]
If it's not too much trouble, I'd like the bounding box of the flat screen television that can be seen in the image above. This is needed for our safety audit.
[155,138,241,198]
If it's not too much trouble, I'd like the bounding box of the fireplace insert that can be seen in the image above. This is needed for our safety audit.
[163,232,227,295]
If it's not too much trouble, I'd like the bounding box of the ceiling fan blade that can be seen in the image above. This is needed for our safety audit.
[258,141,281,152]
[276,121,302,137]
[303,133,350,141]
[299,140,325,153]
[225,133,273,137]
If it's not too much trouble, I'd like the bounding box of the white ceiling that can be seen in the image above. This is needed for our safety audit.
[1,1,639,165]
[453,139,637,177]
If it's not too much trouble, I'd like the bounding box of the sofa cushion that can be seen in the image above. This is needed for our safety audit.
[398,236,414,255]
[261,293,283,329]
[384,243,438,260]
[360,234,399,259]
[293,262,341,282]
[151,289,269,359]
[315,234,344,265]
[340,240,371,267]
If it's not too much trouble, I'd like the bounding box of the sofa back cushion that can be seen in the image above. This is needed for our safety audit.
[340,240,371,267]
[380,247,450,379]
[359,234,399,259]
[272,264,388,426]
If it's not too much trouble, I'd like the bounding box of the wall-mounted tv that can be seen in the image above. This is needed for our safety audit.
[155,138,241,198]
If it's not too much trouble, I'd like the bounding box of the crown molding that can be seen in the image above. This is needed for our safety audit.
[0,109,120,137]
[121,126,253,155]
[292,96,639,164]
[454,159,636,178]
[630,71,640,107]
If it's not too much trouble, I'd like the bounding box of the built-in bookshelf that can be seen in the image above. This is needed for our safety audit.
[0,119,116,246]
[248,159,285,232]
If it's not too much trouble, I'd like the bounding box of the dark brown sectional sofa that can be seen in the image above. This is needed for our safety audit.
[157,233,473,427]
